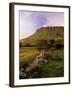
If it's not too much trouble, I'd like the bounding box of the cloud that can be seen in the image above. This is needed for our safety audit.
[20,11,64,39]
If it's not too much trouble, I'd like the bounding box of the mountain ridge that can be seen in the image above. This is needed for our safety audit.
[20,26,64,45]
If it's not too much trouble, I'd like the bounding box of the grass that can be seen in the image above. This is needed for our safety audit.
[20,47,40,64]
[19,47,64,78]
[37,59,64,78]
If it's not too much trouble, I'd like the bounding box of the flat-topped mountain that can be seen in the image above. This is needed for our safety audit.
[20,26,64,46]
[37,26,64,33]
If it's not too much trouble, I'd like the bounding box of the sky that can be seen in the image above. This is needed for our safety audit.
[20,10,64,39]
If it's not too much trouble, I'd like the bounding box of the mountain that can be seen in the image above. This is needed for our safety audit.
[20,26,64,46]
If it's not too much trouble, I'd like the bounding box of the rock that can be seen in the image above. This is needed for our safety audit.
[19,52,48,79]
[19,69,27,79]
[20,67,25,72]
[38,58,48,64]
[35,56,48,64]
[25,66,32,72]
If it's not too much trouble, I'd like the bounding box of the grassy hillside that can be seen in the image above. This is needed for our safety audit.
[20,26,64,46]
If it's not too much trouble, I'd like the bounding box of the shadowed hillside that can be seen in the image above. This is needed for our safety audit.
[20,26,64,47]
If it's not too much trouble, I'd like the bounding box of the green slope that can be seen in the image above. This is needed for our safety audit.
[20,26,64,46]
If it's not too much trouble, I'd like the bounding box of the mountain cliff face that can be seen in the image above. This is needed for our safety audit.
[20,26,64,46]
[37,26,64,33]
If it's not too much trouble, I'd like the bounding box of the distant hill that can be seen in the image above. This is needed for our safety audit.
[20,26,64,46]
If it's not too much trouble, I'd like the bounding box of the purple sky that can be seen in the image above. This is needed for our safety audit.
[20,10,64,39]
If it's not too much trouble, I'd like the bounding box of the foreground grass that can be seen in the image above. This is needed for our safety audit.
[20,47,40,64]
[19,47,64,78]
[36,59,64,78]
